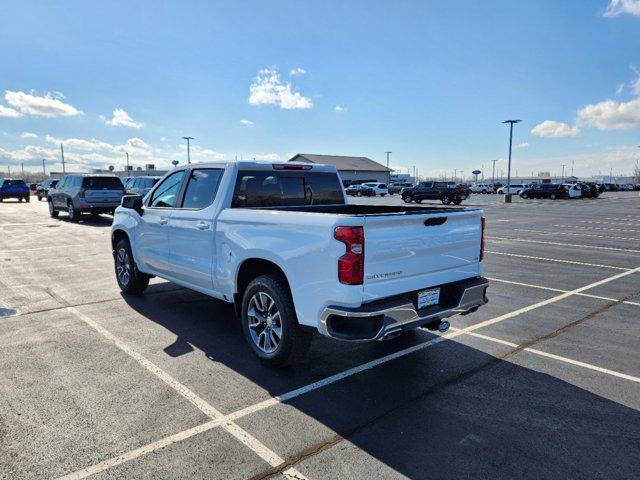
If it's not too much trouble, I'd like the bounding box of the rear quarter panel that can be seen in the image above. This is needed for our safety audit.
[216,208,364,328]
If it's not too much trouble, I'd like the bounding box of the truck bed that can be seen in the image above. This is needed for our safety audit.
[248,204,476,216]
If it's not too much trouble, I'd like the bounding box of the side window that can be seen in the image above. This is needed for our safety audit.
[58,177,67,189]
[181,169,223,209]
[149,171,185,208]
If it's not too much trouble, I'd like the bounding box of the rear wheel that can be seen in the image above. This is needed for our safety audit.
[37,194,42,201]
[18,197,22,203]
[357,191,362,197]
[550,194,557,200]
[114,238,150,295]
[25,195,30,203]
[241,274,312,367]
[521,193,529,199]
[441,194,452,205]
[452,198,462,205]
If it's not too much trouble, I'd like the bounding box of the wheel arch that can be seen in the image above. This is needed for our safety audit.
[234,258,292,319]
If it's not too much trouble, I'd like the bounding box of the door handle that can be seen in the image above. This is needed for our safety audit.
[196,222,209,230]
[159,217,168,225]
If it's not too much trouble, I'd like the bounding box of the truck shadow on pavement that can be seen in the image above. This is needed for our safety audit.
[122,284,640,480]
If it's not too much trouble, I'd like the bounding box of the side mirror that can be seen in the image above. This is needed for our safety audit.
[121,195,144,214]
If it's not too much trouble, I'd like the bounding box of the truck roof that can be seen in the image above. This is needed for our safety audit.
[172,161,339,172]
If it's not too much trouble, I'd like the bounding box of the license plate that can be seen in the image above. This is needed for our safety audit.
[417,288,440,309]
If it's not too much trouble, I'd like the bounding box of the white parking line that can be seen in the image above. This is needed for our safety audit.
[0,222,60,227]
[484,250,631,271]
[60,306,307,480]
[0,243,87,253]
[460,330,640,384]
[511,228,639,242]
[486,277,640,307]
[487,236,640,254]
[57,265,640,479]
[550,224,640,234]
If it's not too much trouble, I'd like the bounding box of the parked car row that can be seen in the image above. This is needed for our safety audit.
[519,183,601,199]
[345,182,389,196]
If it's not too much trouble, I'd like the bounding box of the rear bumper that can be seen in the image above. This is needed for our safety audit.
[319,277,488,341]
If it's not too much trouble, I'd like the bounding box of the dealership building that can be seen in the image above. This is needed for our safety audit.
[288,153,392,185]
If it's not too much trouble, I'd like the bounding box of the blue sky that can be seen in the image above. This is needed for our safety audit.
[1,0,640,179]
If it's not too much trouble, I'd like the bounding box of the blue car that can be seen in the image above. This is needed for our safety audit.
[0,179,31,202]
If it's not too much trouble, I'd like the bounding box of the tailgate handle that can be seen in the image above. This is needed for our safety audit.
[424,217,447,226]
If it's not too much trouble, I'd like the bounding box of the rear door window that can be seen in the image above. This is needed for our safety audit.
[180,169,224,209]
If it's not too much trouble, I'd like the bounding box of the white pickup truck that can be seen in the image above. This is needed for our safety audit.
[111,162,488,366]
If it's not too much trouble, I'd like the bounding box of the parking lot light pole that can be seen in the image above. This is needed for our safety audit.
[561,164,566,182]
[182,136,194,164]
[502,119,521,203]
[385,151,392,185]
[42,159,46,176]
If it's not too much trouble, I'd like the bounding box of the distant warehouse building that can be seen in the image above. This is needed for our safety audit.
[288,153,392,186]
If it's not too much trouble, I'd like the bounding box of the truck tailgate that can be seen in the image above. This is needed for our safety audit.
[362,210,482,302]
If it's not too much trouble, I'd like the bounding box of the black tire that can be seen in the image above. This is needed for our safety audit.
[67,201,78,222]
[241,274,312,367]
[48,199,59,217]
[37,194,42,201]
[441,194,452,205]
[114,238,150,295]
[481,189,487,194]
[25,196,30,203]
[18,197,22,203]
[402,195,413,203]
[521,193,528,199]
[550,194,557,200]
[452,198,462,205]
[380,194,386,197]
[357,191,362,197]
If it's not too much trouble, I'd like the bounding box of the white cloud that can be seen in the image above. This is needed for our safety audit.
[160,137,168,142]
[516,142,529,148]
[0,105,22,117]
[289,67,306,77]
[21,132,38,139]
[576,97,640,130]
[4,90,82,117]
[45,135,113,151]
[249,68,313,110]
[254,153,280,161]
[239,119,254,127]
[116,137,153,157]
[105,108,143,128]
[531,120,580,138]
[334,105,347,112]
[604,0,640,17]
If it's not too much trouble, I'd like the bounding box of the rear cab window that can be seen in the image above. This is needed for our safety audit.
[82,177,123,190]
[232,170,345,208]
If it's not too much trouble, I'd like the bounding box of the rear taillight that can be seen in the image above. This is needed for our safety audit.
[455,186,461,192]
[334,226,364,285]
[480,216,486,261]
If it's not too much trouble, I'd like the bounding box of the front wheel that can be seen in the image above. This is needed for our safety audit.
[402,196,412,203]
[550,194,557,200]
[441,195,452,205]
[48,199,59,217]
[241,274,312,367]
[521,193,528,199]
[67,202,78,222]
[114,238,149,295]
[357,191,362,197]
[25,196,30,203]
[37,194,42,201]
[452,198,462,205]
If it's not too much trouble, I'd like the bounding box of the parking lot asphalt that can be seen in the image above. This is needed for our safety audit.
[1,192,639,480]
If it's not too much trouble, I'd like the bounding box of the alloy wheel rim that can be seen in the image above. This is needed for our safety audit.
[116,247,131,286]
[68,204,74,218]
[247,292,282,354]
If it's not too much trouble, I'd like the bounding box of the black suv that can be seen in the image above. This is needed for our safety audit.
[36,179,58,201]
[519,184,569,200]
[401,181,469,205]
